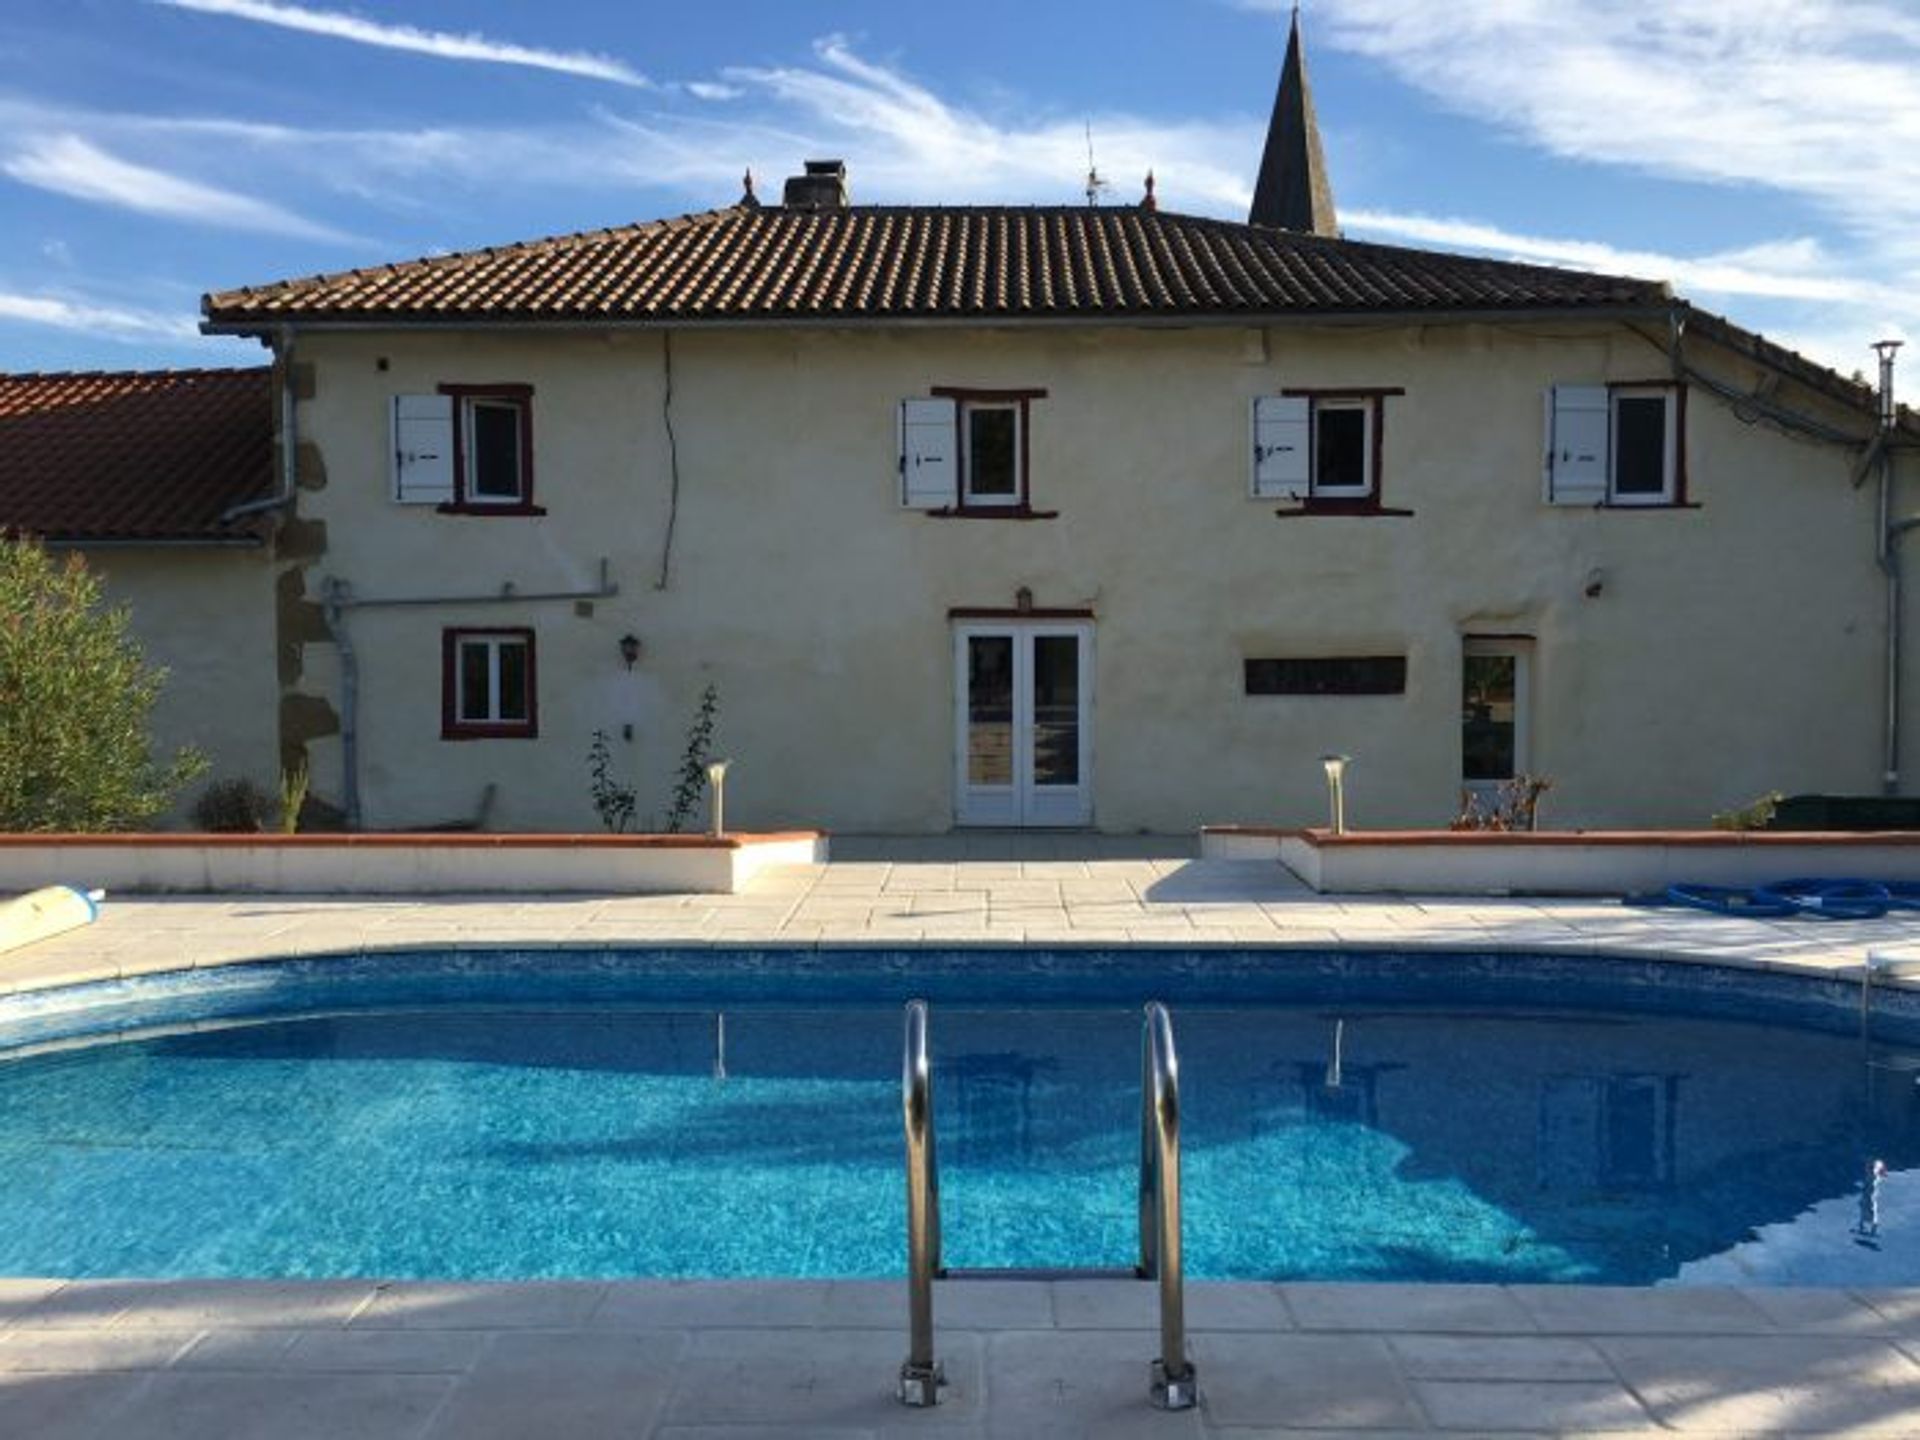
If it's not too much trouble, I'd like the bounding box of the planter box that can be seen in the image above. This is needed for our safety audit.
[1200,826,1920,896]
[0,832,827,896]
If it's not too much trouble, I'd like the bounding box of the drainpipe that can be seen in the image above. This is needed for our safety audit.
[220,325,300,523]
[321,577,362,829]
[319,563,620,829]
[1876,340,1905,795]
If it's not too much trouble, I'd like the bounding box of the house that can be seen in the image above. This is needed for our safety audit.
[198,16,1911,836]
[0,367,282,820]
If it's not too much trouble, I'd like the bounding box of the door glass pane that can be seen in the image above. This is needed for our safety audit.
[470,402,523,500]
[967,636,1014,785]
[1613,395,1668,496]
[1462,654,1517,781]
[497,641,529,721]
[966,406,1018,499]
[459,642,492,722]
[1031,635,1080,787]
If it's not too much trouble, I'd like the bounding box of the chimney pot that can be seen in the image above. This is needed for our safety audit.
[783,159,849,210]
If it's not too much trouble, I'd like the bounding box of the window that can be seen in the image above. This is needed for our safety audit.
[442,628,536,739]
[899,388,1053,516]
[1462,637,1531,786]
[1244,656,1406,696]
[1251,390,1404,512]
[1545,383,1684,506]
[391,386,542,514]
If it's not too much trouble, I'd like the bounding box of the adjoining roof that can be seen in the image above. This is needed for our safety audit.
[201,204,1669,331]
[0,369,275,546]
[1249,9,1338,237]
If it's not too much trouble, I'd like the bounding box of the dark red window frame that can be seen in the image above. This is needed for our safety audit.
[1273,387,1412,518]
[437,383,545,517]
[926,386,1058,520]
[441,627,538,740]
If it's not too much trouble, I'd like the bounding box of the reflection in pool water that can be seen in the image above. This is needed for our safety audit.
[1,1001,1915,1284]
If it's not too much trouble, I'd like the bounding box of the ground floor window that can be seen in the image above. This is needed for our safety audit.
[1461,637,1531,787]
[443,628,537,739]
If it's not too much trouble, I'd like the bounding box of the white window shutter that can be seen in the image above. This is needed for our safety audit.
[1251,395,1311,498]
[1546,385,1609,505]
[899,397,957,509]
[392,394,455,505]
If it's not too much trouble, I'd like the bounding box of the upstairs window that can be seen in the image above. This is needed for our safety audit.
[1545,383,1684,507]
[391,386,542,514]
[899,388,1053,517]
[442,628,537,739]
[1251,390,1404,513]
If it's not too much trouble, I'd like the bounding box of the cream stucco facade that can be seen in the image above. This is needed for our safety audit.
[87,546,282,824]
[270,314,1898,836]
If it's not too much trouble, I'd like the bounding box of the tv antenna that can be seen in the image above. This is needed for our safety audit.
[1083,120,1108,207]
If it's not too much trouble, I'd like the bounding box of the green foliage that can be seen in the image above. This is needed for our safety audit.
[1712,790,1783,832]
[278,760,310,834]
[587,729,636,833]
[192,777,272,832]
[0,540,206,830]
[665,684,719,834]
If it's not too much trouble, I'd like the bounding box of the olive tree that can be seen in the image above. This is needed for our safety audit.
[0,539,206,830]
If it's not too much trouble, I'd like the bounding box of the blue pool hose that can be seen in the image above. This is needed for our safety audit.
[1629,878,1920,921]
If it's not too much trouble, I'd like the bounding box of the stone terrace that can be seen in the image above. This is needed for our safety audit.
[5,845,1920,1435]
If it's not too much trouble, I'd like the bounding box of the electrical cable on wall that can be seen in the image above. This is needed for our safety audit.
[656,329,682,590]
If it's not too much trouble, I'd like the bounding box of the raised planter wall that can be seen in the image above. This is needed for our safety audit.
[1201,826,1920,896]
[0,832,827,896]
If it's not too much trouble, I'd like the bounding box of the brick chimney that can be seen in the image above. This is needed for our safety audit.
[782,159,849,211]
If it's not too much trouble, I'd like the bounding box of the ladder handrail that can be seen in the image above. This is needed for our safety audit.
[898,998,1197,1410]
[1140,1000,1195,1404]
[900,999,942,1402]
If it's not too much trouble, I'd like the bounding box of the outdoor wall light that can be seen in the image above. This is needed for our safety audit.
[706,759,732,838]
[618,634,642,669]
[1319,753,1352,835]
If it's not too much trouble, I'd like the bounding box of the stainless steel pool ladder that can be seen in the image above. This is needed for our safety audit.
[897,998,1198,1411]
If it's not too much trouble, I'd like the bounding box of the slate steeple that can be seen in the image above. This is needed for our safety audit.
[1248,7,1338,236]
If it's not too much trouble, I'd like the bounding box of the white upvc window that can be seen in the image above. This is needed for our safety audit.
[391,387,539,513]
[1251,393,1384,503]
[1545,384,1682,506]
[443,628,537,739]
[898,389,1048,514]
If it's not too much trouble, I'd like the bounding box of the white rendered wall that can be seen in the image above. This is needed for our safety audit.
[286,321,1887,834]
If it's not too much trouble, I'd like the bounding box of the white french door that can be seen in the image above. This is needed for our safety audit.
[954,623,1094,827]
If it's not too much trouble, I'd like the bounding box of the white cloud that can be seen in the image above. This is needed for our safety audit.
[0,290,199,342]
[4,134,353,241]
[1344,210,1903,308]
[684,82,741,102]
[151,0,650,88]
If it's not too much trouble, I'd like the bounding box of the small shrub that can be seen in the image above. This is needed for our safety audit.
[665,684,719,833]
[1711,791,1782,831]
[192,777,273,832]
[278,761,309,834]
[1452,774,1552,832]
[587,729,636,833]
[0,539,206,829]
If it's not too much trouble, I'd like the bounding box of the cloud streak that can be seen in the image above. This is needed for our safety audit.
[151,0,650,87]
[0,289,199,342]
[4,133,353,241]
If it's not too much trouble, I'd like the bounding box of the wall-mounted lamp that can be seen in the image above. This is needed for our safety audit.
[1320,753,1352,836]
[618,634,642,670]
[706,759,732,838]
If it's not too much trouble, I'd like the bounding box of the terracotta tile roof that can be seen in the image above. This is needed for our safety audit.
[0,368,275,545]
[203,205,1670,328]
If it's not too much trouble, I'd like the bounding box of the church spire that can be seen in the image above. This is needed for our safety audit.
[1248,7,1338,236]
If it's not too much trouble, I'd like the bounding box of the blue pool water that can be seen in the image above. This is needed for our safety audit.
[2,949,1918,1285]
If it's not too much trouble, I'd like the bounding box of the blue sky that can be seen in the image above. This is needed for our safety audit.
[0,0,1914,378]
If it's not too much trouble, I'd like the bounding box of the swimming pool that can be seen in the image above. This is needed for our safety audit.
[2,948,1917,1286]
